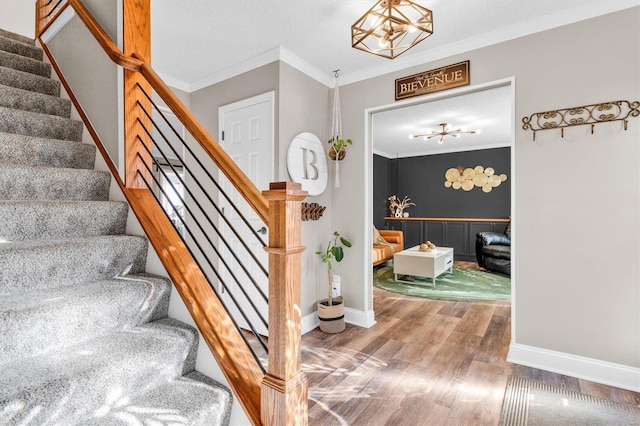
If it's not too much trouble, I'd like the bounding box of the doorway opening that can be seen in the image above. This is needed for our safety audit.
[365,78,516,332]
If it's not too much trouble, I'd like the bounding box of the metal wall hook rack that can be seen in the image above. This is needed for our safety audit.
[522,100,639,141]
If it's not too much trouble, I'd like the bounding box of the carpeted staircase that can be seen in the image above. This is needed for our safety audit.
[0,28,232,425]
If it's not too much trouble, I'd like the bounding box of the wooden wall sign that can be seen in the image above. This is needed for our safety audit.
[395,61,470,101]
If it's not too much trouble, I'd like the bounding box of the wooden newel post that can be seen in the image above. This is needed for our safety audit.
[261,182,309,426]
[122,0,152,189]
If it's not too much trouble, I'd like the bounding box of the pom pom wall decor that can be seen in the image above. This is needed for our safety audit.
[444,165,507,193]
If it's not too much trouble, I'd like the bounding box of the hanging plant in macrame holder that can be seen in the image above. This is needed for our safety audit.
[328,70,352,187]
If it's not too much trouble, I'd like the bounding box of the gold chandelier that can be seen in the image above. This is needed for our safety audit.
[351,0,433,59]
[409,123,481,144]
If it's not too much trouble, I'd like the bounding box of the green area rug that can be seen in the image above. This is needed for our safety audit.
[501,376,640,425]
[373,265,510,301]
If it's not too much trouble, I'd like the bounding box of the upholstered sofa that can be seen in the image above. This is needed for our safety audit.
[373,229,404,266]
[476,222,511,275]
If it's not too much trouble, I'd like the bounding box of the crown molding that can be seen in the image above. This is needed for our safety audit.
[165,46,333,93]
[278,48,334,88]
[155,71,191,93]
[187,47,281,92]
[374,142,510,159]
[372,148,395,159]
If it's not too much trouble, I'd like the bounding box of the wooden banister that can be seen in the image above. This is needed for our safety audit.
[134,58,269,223]
[39,40,265,425]
[126,189,265,425]
[62,0,268,223]
[36,1,308,424]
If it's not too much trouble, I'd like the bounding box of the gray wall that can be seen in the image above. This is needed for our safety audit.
[278,62,333,315]
[190,61,333,319]
[0,0,34,38]
[337,8,639,370]
[47,2,120,169]
[373,154,392,229]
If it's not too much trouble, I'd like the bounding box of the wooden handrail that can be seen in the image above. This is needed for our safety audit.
[64,0,269,223]
[134,57,269,223]
[127,189,265,425]
[38,38,264,426]
[36,0,307,423]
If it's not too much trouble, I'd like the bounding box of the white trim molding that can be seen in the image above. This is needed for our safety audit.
[40,6,74,43]
[345,307,376,329]
[301,307,377,335]
[508,343,640,392]
[185,46,333,93]
[301,312,320,335]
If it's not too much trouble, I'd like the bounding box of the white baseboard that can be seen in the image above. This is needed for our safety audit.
[345,307,376,329]
[508,343,640,392]
[301,308,376,335]
[301,312,320,335]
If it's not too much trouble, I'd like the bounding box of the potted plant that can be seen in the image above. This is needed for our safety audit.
[316,231,352,333]
[327,135,352,161]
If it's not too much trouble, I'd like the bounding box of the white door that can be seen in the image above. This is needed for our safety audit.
[218,92,274,337]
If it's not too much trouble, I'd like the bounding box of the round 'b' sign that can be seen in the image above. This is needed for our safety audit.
[286,132,328,196]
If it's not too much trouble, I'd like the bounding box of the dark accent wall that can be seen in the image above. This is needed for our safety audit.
[373,154,391,229]
[374,147,510,222]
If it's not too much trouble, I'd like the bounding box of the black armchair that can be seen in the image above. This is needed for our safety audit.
[476,222,511,275]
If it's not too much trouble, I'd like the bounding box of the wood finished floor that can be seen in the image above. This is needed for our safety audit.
[302,265,640,425]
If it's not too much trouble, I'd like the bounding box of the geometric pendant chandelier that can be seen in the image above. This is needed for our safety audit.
[351,0,434,59]
[409,123,481,144]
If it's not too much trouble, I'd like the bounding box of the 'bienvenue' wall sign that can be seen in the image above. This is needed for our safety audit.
[395,60,470,101]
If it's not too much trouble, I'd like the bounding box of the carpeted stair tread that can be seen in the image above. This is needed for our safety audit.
[0,106,82,141]
[0,24,232,424]
[81,371,233,426]
[0,274,172,365]
[0,164,110,200]
[0,200,125,241]
[0,29,35,46]
[0,235,148,294]
[0,64,59,96]
[0,84,71,117]
[0,132,96,169]
[0,35,42,61]
[0,318,199,425]
[0,49,51,77]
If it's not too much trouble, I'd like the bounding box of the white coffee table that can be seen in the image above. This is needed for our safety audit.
[393,246,454,287]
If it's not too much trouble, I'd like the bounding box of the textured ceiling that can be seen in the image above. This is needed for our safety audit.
[150,0,636,89]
